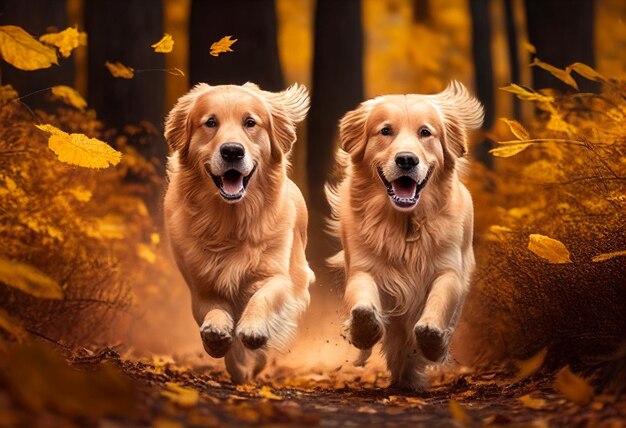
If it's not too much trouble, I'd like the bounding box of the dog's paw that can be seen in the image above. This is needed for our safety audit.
[348,306,383,349]
[414,324,449,362]
[200,324,233,358]
[237,324,269,350]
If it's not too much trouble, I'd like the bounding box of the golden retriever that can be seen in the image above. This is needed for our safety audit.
[326,81,483,389]
[163,83,313,383]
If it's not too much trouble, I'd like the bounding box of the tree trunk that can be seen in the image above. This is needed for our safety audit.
[188,0,283,91]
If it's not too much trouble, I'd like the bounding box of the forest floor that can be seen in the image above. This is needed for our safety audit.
[2,344,624,427]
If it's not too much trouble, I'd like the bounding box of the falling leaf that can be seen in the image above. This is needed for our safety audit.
[490,143,532,158]
[449,400,471,425]
[105,61,134,79]
[500,84,554,103]
[519,394,547,410]
[515,348,547,380]
[569,62,608,84]
[136,243,156,264]
[0,256,63,299]
[531,58,579,90]
[210,35,237,57]
[39,26,86,58]
[0,309,27,342]
[161,382,199,408]
[51,85,87,110]
[528,234,572,264]
[592,250,626,262]
[36,123,121,169]
[258,386,282,400]
[500,118,530,140]
[0,25,58,70]
[151,33,174,53]
[554,366,594,405]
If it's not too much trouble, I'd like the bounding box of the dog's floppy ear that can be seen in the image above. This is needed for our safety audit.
[430,81,484,157]
[164,83,210,157]
[339,102,371,162]
[262,83,310,161]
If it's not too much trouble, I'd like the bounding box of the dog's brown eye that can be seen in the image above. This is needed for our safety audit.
[205,118,217,128]
[380,127,392,136]
[244,118,256,128]
[419,128,431,137]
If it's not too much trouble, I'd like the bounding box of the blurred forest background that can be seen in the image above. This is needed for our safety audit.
[0,0,625,424]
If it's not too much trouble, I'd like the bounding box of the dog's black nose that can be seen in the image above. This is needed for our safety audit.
[395,152,419,170]
[220,143,245,162]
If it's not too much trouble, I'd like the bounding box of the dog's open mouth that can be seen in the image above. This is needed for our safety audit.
[210,166,256,202]
[377,166,433,209]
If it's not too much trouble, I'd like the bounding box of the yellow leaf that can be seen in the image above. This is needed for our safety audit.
[258,386,282,400]
[161,383,198,408]
[105,61,134,79]
[524,42,536,54]
[554,366,593,405]
[150,233,160,245]
[136,243,156,264]
[500,118,530,140]
[36,124,121,169]
[0,25,58,70]
[151,33,174,53]
[39,26,86,58]
[591,250,626,263]
[490,143,532,158]
[531,58,579,90]
[528,234,572,264]
[0,84,18,104]
[500,84,554,103]
[0,256,63,299]
[51,85,87,110]
[519,394,547,410]
[449,400,470,425]
[490,225,513,234]
[515,347,547,380]
[210,35,237,57]
[569,62,608,84]
[0,308,27,342]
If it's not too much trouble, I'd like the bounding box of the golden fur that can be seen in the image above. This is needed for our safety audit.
[326,81,483,389]
[164,83,313,383]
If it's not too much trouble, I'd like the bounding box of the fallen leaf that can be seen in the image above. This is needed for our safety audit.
[501,118,530,140]
[151,33,174,53]
[449,400,471,425]
[528,234,572,264]
[0,309,27,342]
[51,85,87,110]
[0,256,62,299]
[519,394,547,410]
[490,143,532,157]
[258,386,282,400]
[105,61,134,79]
[39,26,86,57]
[0,25,58,70]
[591,250,626,263]
[36,123,121,169]
[531,58,579,90]
[515,348,547,380]
[554,366,594,405]
[162,382,199,408]
[356,405,377,414]
[68,186,92,202]
[210,35,237,56]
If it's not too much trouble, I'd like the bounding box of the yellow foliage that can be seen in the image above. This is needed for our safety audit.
[500,118,530,140]
[209,35,237,57]
[36,123,122,169]
[554,366,594,405]
[151,33,174,53]
[105,61,134,79]
[531,58,579,90]
[528,234,572,264]
[518,394,547,410]
[258,386,282,400]
[0,25,58,70]
[39,26,87,58]
[51,85,87,110]
[490,143,531,158]
[0,84,18,104]
[136,243,156,264]
[0,256,63,299]
[161,383,199,408]
[448,399,470,425]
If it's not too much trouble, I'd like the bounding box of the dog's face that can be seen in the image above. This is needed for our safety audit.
[340,82,483,212]
[165,83,309,203]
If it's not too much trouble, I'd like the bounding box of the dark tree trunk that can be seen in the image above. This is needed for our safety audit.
[504,0,521,120]
[412,0,431,22]
[0,0,73,106]
[189,0,283,91]
[84,0,165,129]
[525,0,596,92]
[307,0,364,263]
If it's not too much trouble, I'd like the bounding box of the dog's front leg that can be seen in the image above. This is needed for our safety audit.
[414,270,465,361]
[344,271,385,349]
[192,296,235,358]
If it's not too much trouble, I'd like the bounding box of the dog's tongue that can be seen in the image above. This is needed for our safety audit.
[222,171,244,195]
[392,178,417,199]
